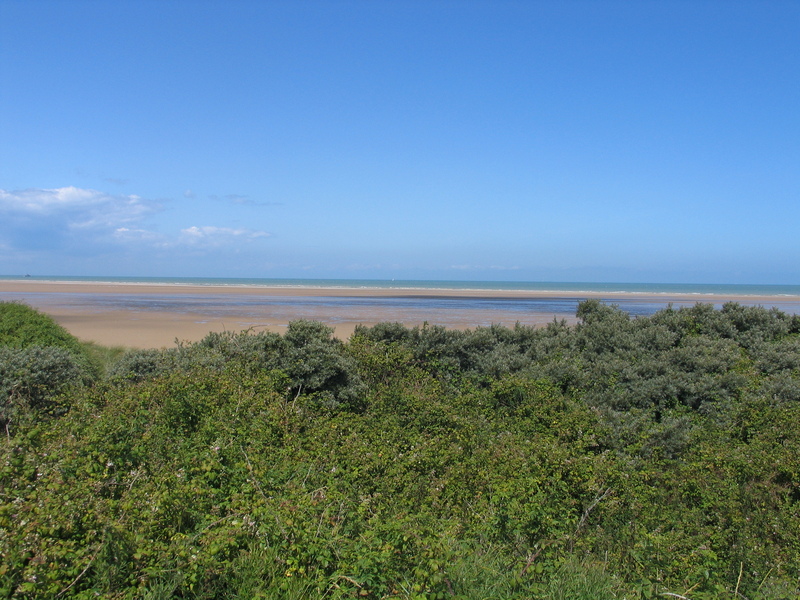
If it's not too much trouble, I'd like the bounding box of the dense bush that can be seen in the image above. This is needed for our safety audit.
[110,321,366,410]
[0,303,98,433]
[0,302,88,356]
[1,301,799,598]
[0,346,93,430]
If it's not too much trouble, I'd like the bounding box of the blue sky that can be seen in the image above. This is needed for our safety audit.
[1,0,798,283]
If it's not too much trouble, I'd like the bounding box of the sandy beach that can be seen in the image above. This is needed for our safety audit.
[2,279,799,349]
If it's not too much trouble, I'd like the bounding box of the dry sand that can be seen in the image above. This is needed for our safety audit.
[2,280,797,349]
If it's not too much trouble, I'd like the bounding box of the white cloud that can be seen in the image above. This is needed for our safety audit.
[0,187,272,263]
[0,186,161,230]
[0,186,87,212]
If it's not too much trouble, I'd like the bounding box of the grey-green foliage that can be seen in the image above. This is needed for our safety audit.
[107,301,800,416]
[720,302,795,347]
[281,320,366,408]
[0,345,93,427]
[649,302,796,348]
[751,337,800,375]
[556,301,799,412]
[355,321,543,381]
[107,348,174,383]
[358,301,800,416]
[0,302,99,429]
[757,372,800,403]
[110,321,366,410]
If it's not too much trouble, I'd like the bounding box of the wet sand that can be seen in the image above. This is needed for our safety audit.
[2,280,798,349]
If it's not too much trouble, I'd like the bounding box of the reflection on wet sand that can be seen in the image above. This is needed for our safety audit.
[2,280,799,348]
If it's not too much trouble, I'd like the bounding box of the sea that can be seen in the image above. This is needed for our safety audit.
[2,276,800,324]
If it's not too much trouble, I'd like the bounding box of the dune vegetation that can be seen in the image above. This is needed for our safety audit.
[1,300,799,599]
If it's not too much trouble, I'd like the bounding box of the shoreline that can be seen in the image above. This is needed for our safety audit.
[2,280,799,349]
[3,279,799,301]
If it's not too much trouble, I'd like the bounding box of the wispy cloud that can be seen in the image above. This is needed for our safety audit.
[179,226,270,246]
[113,227,168,245]
[208,193,280,207]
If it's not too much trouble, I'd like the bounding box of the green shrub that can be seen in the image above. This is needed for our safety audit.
[4,304,800,598]
[0,345,93,431]
[0,300,102,375]
[0,301,86,354]
[107,347,177,382]
[108,321,366,411]
[0,303,100,432]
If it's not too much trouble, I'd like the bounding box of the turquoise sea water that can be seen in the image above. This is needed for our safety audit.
[3,275,800,296]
